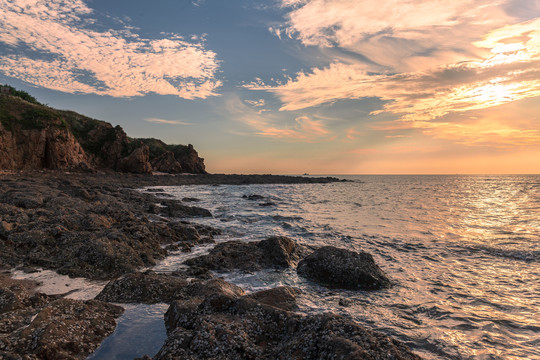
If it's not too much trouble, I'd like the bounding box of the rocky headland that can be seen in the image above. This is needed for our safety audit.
[0,89,205,174]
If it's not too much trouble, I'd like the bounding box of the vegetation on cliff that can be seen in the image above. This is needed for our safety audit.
[0,86,206,174]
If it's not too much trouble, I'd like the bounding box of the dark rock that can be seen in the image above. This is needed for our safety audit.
[117,145,152,174]
[247,286,300,311]
[151,151,183,173]
[12,299,123,359]
[297,246,391,290]
[95,271,189,304]
[182,197,200,202]
[184,236,303,272]
[161,200,212,218]
[157,292,421,360]
[259,202,276,206]
[242,194,265,200]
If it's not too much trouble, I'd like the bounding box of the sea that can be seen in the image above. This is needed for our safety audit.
[47,175,540,359]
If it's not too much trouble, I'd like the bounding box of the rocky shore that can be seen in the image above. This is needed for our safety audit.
[0,171,421,359]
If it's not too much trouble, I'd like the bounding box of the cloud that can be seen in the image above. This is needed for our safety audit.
[145,118,192,125]
[0,0,221,98]
[276,0,512,71]
[251,10,540,148]
[226,96,333,142]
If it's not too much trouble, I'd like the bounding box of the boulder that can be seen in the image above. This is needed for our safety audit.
[184,236,304,272]
[156,292,421,360]
[95,271,189,304]
[161,200,212,218]
[297,246,391,290]
[247,286,300,311]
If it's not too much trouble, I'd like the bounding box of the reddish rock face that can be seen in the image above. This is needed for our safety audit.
[0,125,92,171]
[151,151,183,173]
[0,93,207,174]
[117,145,153,174]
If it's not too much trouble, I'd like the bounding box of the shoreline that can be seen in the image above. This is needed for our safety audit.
[0,171,420,359]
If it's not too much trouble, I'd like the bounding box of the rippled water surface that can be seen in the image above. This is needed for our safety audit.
[153,175,540,360]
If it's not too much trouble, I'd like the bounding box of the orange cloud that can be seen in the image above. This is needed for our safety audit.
[226,96,333,142]
[0,0,221,98]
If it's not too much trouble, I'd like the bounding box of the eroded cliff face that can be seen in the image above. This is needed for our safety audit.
[0,94,206,174]
[0,116,91,171]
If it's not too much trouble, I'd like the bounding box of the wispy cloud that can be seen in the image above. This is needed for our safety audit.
[253,1,540,148]
[226,96,333,142]
[145,118,192,125]
[0,0,221,98]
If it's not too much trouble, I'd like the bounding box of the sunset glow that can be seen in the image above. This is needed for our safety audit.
[1,0,539,174]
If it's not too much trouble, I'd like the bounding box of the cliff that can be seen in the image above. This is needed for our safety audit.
[0,91,206,174]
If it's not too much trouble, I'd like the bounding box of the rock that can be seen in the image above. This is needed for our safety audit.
[247,286,300,311]
[151,151,183,173]
[242,194,265,200]
[13,299,123,359]
[95,271,189,304]
[181,197,200,202]
[297,246,391,290]
[259,202,276,206]
[184,236,304,272]
[0,93,206,174]
[156,292,422,360]
[117,145,152,174]
[161,200,212,218]
[96,272,244,306]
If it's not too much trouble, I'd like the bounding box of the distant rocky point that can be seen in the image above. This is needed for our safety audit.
[0,85,206,174]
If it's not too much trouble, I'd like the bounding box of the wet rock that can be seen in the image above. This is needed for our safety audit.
[184,236,304,272]
[297,246,391,290]
[247,286,300,311]
[242,194,265,201]
[0,274,123,360]
[96,271,189,304]
[157,292,421,360]
[13,299,123,359]
[181,197,200,202]
[161,200,212,218]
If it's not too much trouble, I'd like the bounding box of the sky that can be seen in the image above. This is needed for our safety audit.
[1,0,540,174]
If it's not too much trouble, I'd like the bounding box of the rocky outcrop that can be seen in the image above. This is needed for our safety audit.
[0,123,91,171]
[0,275,124,360]
[0,176,217,280]
[117,145,152,174]
[297,246,392,290]
[151,151,183,173]
[155,291,421,360]
[96,271,190,304]
[184,236,304,272]
[0,93,206,174]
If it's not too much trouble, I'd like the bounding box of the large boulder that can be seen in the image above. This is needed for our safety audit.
[184,236,304,272]
[95,271,189,304]
[297,246,391,290]
[155,292,421,360]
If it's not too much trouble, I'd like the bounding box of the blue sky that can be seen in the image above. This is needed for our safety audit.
[1,0,540,174]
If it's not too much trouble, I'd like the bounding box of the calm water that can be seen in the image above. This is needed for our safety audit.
[93,175,540,359]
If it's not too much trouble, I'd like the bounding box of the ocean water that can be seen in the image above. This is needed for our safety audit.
[91,175,540,359]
